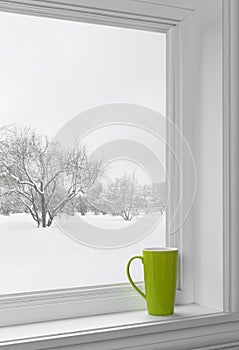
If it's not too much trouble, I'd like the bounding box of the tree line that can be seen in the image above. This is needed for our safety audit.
[0,126,167,227]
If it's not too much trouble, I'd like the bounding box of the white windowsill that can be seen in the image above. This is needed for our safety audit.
[0,303,226,349]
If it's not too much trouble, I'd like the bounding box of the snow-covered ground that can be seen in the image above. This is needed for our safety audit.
[79,212,141,229]
[0,213,165,295]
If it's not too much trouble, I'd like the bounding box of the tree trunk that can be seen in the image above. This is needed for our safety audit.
[40,182,47,228]
[47,215,53,227]
[122,211,129,221]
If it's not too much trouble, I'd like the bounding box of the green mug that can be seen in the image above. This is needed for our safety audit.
[126,247,178,316]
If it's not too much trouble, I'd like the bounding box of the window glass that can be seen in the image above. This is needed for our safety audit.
[0,11,166,293]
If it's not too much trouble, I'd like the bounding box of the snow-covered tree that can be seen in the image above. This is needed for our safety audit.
[0,126,102,227]
[0,191,23,216]
[72,194,89,216]
[86,181,105,215]
[150,182,168,213]
[96,173,142,221]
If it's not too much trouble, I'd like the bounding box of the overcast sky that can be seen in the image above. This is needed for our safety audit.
[0,11,166,183]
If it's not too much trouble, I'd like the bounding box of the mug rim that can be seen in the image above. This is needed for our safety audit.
[143,247,178,252]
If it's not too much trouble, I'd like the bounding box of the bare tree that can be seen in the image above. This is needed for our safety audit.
[0,191,22,216]
[72,194,89,216]
[150,182,168,214]
[87,181,106,215]
[95,173,142,221]
[0,126,102,227]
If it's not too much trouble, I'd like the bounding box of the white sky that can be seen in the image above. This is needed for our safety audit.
[0,11,166,181]
[102,159,151,185]
[0,11,165,133]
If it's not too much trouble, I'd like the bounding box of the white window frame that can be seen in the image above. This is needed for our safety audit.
[0,0,239,348]
[0,0,193,327]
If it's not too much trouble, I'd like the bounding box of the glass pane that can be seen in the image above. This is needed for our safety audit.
[0,11,166,294]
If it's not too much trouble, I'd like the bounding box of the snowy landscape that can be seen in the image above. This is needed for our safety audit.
[79,212,140,229]
[0,212,165,294]
[0,125,167,294]
[0,125,167,225]
[0,13,166,295]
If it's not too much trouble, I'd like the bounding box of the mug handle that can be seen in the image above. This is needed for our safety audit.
[126,256,146,300]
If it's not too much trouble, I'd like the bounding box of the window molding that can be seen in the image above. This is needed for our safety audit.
[0,283,190,327]
[166,18,184,290]
[0,0,193,32]
[1,310,239,350]
[0,3,238,350]
[166,10,194,299]
[222,0,239,314]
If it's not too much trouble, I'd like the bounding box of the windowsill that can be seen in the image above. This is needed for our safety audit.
[0,303,231,350]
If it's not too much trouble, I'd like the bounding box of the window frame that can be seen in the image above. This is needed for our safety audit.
[0,0,194,327]
[0,2,238,346]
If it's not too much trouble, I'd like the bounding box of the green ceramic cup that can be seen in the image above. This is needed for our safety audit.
[126,247,178,316]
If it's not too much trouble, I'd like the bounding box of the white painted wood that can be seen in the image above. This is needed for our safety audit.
[166,12,194,299]
[0,304,219,343]
[132,0,195,10]
[0,0,192,32]
[192,0,224,311]
[223,0,231,314]
[0,283,189,327]
[222,0,239,314]
[0,1,238,349]
[1,306,239,349]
